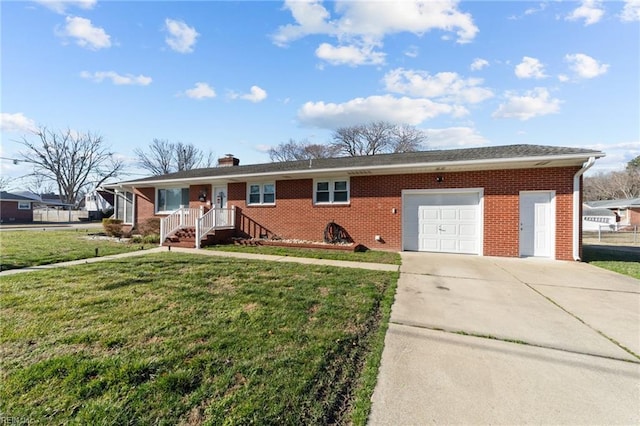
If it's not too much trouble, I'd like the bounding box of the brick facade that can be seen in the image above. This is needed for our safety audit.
[225,166,580,261]
[130,166,582,261]
[0,201,33,223]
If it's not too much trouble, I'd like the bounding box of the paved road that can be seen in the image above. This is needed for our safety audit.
[369,252,640,425]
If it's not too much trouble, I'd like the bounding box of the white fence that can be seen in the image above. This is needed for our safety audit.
[33,209,89,223]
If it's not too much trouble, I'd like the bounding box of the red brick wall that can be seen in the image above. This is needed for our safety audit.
[0,201,33,223]
[228,167,579,260]
[132,167,581,260]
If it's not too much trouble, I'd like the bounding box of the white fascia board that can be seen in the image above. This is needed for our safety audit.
[113,152,605,187]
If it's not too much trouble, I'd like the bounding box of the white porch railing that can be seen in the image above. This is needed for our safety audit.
[195,206,236,249]
[160,206,236,248]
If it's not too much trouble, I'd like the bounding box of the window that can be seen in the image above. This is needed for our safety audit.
[114,190,134,224]
[247,183,276,205]
[157,188,189,212]
[17,201,31,210]
[314,179,349,204]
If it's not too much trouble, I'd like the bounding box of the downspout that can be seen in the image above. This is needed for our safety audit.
[573,157,596,261]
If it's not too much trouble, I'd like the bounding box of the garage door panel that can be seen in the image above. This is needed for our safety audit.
[440,208,458,220]
[405,192,482,255]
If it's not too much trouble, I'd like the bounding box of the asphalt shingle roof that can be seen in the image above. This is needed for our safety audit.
[0,191,37,202]
[121,144,603,185]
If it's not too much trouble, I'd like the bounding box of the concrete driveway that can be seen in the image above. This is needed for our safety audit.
[369,253,640,425]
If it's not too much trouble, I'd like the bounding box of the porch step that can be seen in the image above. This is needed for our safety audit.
[162,227,216,248]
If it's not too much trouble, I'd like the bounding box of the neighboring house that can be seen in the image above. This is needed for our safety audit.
[585,198,640,228]
[104,144,604,261]
[84,190,115,220]
[0,191,36,223]
[582,204,617,232]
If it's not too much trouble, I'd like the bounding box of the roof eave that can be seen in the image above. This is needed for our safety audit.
[109,152,605,187]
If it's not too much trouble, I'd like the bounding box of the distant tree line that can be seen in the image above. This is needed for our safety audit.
[269,121,427,162]
[584,155,640,200]
[134,138,215,175]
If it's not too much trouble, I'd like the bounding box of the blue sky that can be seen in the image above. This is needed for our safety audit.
[1,0,639,185]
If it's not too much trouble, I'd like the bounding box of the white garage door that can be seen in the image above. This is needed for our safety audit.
[403,190,482,254]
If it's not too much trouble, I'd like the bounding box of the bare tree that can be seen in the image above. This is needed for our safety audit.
[331,121,426,157]
[135,139,214,175]
[269,139,338,162]
[391,124,427,153]
[584,157,640,201]
[17,127,123,206]
[134,138,174,175]
[25,175,55,196]
[0,176,13,192]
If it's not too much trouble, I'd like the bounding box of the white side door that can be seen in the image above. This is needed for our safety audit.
[519,191,554,257]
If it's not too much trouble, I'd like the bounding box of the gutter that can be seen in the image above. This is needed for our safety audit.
[573,156,596,261]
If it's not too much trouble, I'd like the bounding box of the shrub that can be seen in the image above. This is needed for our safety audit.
[102,218,123,238]
[138,218,161,237]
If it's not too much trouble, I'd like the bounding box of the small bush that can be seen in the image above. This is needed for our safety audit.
[102,218,123,238]
[138,218,161,237]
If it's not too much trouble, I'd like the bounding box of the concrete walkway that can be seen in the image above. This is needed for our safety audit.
[369,252,640,425]
[0,246,399,276]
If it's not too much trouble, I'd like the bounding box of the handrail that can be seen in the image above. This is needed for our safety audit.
[195,206,235,248]
[161,206,236,248]
[159,207,200,245]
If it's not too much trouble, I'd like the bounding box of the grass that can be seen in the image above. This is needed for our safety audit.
[207,244,402,265]
[582,245,640,280]
[0,230,149,271]
[0,252,398,425]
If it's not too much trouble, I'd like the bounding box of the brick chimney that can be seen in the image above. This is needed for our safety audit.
[218,154,240,167]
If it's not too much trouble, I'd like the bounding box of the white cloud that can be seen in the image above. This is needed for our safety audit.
[621,0,640,21]
[566,0,605,25]
[557,74,570,82]
[315,41,385,66]
[35,0,96,14]
[80,71,152,86]
[297,95,465,129]
[383,68,494,104]
[515,56,547,79]
[423,127,489,148]
[164,18,199,53]
[404,45,419,58]
[492,88,562,121]
[584,141,640,173]
[565,53,609,78]
[230,86,268,103]
[183,82,216,99]
[470,58,489,71]
[273,0,478,66]
[0,112,37,133]
[58,16,111,50]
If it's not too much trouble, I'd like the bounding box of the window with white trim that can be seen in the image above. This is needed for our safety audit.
[114,190,134,224]
[247,183,275,205]
[157,188,189,213]
[17,201,31,210]
[314,179,349,204]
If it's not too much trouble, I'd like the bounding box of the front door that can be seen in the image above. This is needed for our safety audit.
[213,186,228,226]
[519,191,554,257]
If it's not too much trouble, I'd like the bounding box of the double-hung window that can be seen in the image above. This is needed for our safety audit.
[314,179,349,204]
[17,201,31,210]
[114,190,134,224]
[247,183,275,205]
[157,188,189,213]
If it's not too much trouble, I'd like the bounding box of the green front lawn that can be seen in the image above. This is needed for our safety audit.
[208,244,401,265]
[0,230,148,271]
[582,246,640,280]
[0,252,398,424]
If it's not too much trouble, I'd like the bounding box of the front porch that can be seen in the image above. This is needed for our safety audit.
[160,206,236,249]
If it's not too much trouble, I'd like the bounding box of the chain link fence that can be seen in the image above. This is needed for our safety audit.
[583,225,639,245]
